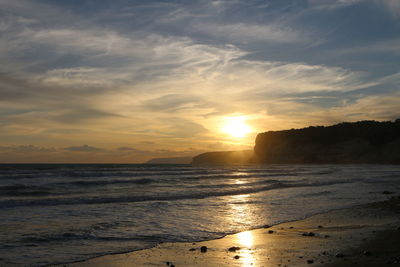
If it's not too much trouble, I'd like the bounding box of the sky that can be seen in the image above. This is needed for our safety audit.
[0,0,399,163]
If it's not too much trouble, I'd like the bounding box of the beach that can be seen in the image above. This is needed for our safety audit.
[63,196,400,267]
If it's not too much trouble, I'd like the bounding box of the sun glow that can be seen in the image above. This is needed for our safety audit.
[237,231,254,248]
[221,116,252,138]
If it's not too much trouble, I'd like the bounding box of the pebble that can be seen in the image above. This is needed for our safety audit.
[234,255,240,259]
[363,250,372,256]
[200,246,208,253]
[307,259,314,264]
[189,248,196,251]
[302,232,315,237]
[228,246,241,252]
[268,230,275,234]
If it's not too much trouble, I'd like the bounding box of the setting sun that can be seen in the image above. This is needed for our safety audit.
[222,116,252,138]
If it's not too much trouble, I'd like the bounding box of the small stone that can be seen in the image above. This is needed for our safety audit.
[234,255,240,259]
[324,235,330,238]
[363,251,372,256]
[302,232,315,237]
[166,262,170,266]
[318,225,323,228]
[228,246,241,252]
[170,265,175,267]
[268,230,275,234]
[189,248,196,251]
[200,246,208,253]
[307,259,314,264]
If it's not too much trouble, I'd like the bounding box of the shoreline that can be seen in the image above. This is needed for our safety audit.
[57,196,400,267]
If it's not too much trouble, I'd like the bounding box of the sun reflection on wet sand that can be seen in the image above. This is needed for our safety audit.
[237,231,256,267]
[226,193,258,267]
[237,231,253,248]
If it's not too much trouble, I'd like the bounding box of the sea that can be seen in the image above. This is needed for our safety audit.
[1,164,400,266]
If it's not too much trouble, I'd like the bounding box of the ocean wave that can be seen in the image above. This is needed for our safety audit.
[0,179,352,208]
[0,184,52,197]
[61,178,155,187]
[0,169,224,180]
[18,233,176,246]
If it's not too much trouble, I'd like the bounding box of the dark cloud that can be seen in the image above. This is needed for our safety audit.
[64,144,104,152]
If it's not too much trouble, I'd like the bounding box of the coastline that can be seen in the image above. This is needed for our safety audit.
[58,196,400,267]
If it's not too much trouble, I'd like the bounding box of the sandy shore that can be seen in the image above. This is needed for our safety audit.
[60,197,400,267]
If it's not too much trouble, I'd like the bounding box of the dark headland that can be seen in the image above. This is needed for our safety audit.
[192,119,400,165]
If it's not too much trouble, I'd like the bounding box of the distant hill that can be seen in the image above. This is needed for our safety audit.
[254,119,400,164]
[145,156,193,164]
[191,150,255,165]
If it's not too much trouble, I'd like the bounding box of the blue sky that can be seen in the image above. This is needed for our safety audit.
[0,0,399,162]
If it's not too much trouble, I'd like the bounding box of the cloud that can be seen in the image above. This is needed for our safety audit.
[308,0,362,9]
[0,0,398,162]
[0,145,57,153]
[159,117,209,138]
[64,144,104,152]
[142,94,202,112]
[116,147,140,151]
[335,39,400,56]
[53,108,123,124]
[375,0,400,18]
[193,22,308,44]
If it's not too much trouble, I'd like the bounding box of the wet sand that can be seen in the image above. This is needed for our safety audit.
[61,197,400,267]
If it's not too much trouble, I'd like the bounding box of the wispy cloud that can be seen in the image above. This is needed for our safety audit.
[0,0,398,162]
[308,0,363,9]
[375,0,400,18]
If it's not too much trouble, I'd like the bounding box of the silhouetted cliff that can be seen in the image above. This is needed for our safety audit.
[255,119,400,164]
[192,150,255,165]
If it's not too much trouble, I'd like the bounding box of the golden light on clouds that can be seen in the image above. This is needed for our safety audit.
[221,116,253,138]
